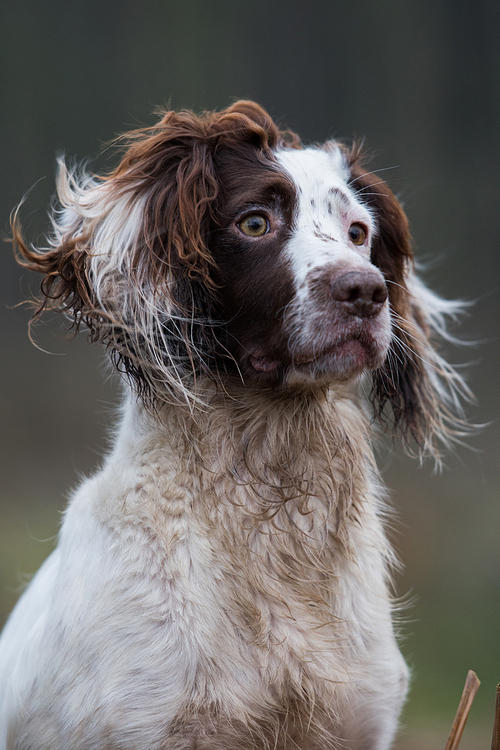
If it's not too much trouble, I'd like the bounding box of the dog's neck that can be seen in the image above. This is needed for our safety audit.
[109,380,379,545]
[91,381,393,639]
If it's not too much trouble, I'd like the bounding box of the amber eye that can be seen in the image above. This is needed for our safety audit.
[238,214,269,237]
[348,223,367,245]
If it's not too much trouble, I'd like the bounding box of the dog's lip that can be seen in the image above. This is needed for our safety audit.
[292,337,368,366]
[248,335,378,372]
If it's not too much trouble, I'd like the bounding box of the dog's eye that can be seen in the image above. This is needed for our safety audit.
[238,214,269,237]
[348,223,367,245]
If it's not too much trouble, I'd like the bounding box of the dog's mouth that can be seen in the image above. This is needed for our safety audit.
[249,332,388,377]
[295,337,374,367]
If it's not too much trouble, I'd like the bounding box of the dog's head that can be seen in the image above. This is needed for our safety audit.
[13,100,468,456]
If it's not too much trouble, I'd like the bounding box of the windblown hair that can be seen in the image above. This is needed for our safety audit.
[12,100,469,458]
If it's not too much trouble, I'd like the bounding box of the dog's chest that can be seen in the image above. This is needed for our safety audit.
[5,405,396,749]
[96,438,386,699]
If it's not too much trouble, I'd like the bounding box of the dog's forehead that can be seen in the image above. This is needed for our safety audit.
[275,147,352,205]
[274,147,374,288]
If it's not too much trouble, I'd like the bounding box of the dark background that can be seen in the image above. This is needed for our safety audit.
[1,1,499,746]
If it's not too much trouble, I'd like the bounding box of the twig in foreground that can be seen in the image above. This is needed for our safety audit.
[444,670,481,750]
[491,683,500,750]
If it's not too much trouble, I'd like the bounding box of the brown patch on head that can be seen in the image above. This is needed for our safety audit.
[112,100,299,293]
[208,143,299,384]
[12,101,302,405]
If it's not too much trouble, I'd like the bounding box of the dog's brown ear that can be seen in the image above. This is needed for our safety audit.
[11,139,218,348]
[344,146,470,458]
[12,119,224,404]
[112,112,221,295]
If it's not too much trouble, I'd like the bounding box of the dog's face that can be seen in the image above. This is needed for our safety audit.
[13,100,467,455]
[210,145,391,387]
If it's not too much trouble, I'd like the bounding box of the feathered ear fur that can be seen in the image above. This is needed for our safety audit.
[12,101,294,408]
[344,145,471,459]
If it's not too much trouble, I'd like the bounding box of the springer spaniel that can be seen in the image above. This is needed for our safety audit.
[0,101,468,749]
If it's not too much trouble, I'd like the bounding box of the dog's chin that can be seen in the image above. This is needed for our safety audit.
[245,336,389,387]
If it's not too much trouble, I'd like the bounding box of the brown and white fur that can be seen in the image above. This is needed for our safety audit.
[0,102,469,749]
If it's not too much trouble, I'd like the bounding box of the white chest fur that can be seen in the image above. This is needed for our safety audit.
[0,389,408,749]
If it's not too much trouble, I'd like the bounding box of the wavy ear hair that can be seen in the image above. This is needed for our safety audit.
[343,145,471,459]
[12,101,299,408]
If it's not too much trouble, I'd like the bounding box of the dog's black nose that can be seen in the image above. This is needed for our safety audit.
[330,271,388,318]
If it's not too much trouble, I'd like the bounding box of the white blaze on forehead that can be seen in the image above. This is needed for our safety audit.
[275,147,375,288]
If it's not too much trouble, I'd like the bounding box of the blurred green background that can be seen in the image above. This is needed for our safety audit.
[1,1,499,746]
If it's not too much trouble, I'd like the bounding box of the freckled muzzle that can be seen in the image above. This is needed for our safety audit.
[246,265,391,384]
[279,263,392,382]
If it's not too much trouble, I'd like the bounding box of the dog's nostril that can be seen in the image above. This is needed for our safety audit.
[346,285,362,303]
[372,284,388,305]
[330,271,388,317]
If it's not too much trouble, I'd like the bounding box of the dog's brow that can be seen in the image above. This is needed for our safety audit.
[328,186,351,205]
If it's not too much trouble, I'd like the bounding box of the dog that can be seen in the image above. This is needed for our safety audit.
[0,101,469,749]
